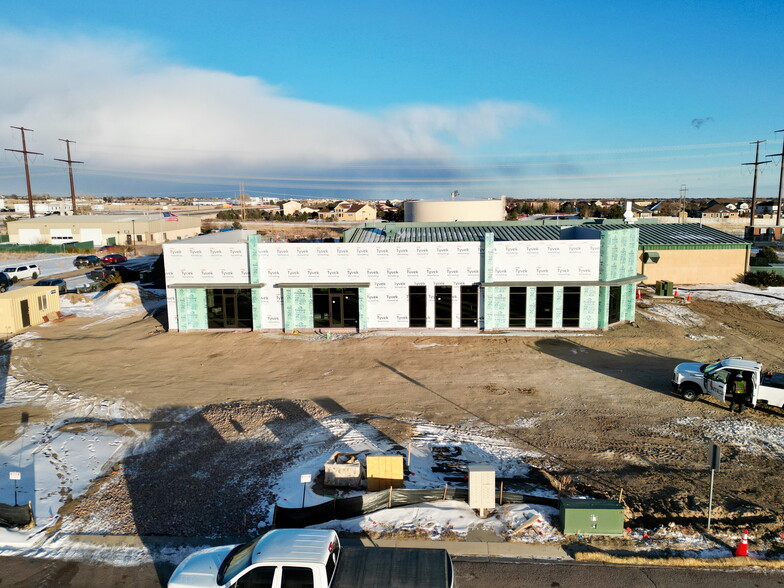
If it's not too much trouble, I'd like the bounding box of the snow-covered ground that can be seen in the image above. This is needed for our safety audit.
[0,254,77,279]
[2,280,784,566]
[679,284,784,318]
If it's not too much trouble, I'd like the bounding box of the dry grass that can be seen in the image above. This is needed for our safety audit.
[574,551,784,568]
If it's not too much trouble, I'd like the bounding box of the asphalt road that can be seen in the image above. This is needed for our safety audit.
[3,556,784,587]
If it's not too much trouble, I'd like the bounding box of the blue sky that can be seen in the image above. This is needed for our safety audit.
[2,2,783,200]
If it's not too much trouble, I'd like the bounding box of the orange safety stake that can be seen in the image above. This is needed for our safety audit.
[735,529,749,557]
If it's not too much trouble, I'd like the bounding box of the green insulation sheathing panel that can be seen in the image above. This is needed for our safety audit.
[551,286,564,329]
[526,287,537,328]
[282,288,313,331]
[579,286,599,329]
[175,288,208,330]
[483,286,509,330]
[599,228,639,281]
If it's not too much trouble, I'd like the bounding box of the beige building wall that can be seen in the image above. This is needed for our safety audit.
[639,248,749,285]
[7,215,202,246]
[0,286,62,335]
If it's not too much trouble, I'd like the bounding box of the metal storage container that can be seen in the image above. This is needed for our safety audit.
[559,498,624,535]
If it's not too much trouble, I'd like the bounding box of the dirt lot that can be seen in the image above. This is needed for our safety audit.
[4,295,784,543]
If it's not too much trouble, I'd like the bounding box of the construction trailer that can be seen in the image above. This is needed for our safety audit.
[0,286,61,336]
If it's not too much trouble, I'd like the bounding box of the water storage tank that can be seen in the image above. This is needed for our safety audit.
[404,199,505,222]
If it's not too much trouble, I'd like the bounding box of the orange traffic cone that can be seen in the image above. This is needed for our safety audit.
[686,293,692,303]
[735,529,749,557]
[674,287,679,297]
[636,287,642,300]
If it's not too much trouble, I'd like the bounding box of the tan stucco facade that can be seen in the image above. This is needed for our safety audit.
[638,247,750,285]
[7,214,202,246]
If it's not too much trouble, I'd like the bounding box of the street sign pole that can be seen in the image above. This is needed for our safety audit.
[707,443,720,532]
[9,472,21,506]
[707,469,715,531]
[300,474,312,508]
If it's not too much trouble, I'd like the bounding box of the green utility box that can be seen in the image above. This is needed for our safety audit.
[655,280,674,297]
[560,498,624,536]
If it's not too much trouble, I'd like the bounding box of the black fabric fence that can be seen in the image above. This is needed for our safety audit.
[273,488,558,528]
[0,502,33,529]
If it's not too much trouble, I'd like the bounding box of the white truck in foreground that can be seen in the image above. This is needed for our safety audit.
[168,528,454,588]
[672,358,784,410]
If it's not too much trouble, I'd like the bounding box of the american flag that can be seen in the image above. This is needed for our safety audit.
[162,212,179,221]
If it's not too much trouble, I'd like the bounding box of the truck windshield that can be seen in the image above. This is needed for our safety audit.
[218,537,262,585]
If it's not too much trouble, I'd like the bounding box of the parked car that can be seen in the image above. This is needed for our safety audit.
[89,266,119,281]
[34,278,67,295]
[0,273,12,293]
[101,254,127,264]
[2,264,40,283]
[73,255,102,268]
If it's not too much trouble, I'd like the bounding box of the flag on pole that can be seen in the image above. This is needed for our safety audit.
[163,212,179,221]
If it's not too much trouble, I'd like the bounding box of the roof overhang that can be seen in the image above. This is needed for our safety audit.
[482,274,647,287]
[274,282,371,288]
[168,282,264,289]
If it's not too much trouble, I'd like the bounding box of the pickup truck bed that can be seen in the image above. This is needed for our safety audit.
[332,547,452,588]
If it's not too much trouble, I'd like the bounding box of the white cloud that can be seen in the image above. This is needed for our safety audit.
[0,28,544,180]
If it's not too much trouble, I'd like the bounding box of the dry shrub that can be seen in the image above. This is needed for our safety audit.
[574,552,784,568]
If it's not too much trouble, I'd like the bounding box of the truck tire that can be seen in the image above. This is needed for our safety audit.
[681,384,701,402]
[11,276,17,283]
[31,272,38,279]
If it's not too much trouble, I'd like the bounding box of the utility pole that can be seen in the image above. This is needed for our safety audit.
[54,139,83,215]
[239,182,248,221]
[679,184,688,219]
[5,126,43,218]
[766,130,784,227]
[743,141,771,228]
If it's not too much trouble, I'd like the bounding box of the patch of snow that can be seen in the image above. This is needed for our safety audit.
[654,416,784,457]
[680,284,784,318]
[637,303,704,327]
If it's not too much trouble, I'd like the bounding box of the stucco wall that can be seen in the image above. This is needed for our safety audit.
[639,248,749,284]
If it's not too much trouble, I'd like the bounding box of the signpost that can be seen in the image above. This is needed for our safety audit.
[300,474,312,508]
[707,443,720,531]
[9,471,21,506]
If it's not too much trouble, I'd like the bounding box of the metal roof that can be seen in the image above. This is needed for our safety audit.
[343,220,748,247]
[588,223,749,246]
[344,222,563,243]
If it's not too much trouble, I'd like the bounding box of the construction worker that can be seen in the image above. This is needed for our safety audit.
[729,373,748,413]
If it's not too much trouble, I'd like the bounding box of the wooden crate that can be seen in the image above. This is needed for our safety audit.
[366,455,404,491]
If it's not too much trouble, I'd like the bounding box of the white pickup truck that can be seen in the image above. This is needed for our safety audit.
[672,358,784,410]
[168,528,455,588]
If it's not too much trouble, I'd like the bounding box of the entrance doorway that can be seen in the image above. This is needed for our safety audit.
[535,286,554,327]
[313,288,359,328]
[460,285,478,327]
[408,286,426,327]
[20,299,30,328]
[608,285,622,324]
[207,289,253,329]
[435,286,452,328]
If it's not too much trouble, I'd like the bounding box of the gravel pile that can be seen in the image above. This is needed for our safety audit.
[67,399,330,536]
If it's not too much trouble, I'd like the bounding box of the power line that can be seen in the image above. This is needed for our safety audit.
[53,138,83,214]
[679,184,688,215]
[766,130,784,227]
[742,141,771,228]
[4,126,43,218]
